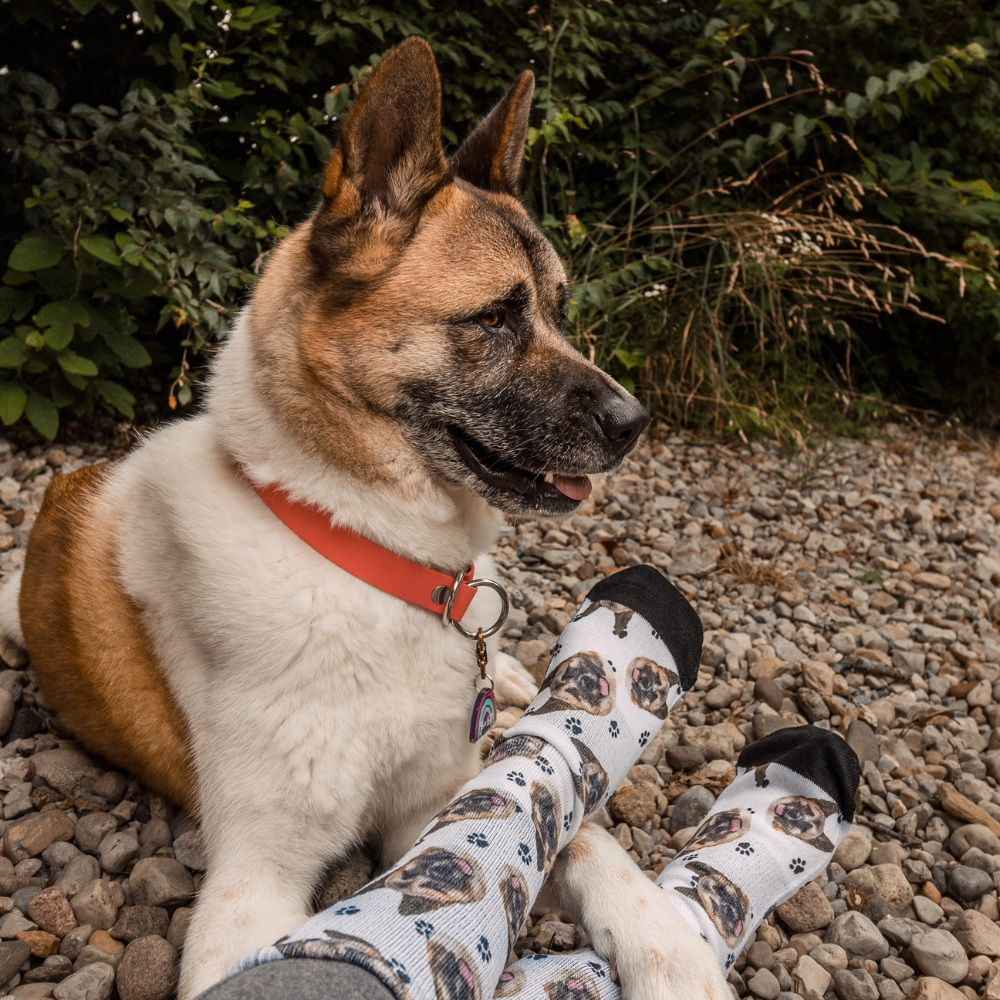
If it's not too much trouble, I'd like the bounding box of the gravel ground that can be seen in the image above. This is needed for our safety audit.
[4,425,1000,1000]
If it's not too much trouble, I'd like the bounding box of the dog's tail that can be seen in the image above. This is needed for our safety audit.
[0,571,28,668]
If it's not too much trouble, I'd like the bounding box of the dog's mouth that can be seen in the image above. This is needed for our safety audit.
[448,426,592,509]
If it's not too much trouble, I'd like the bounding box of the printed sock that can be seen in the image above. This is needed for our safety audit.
[227,565,703,1000]
[494,725,860,999]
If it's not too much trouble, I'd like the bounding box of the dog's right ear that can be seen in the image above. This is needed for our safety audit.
[322,37,448,221]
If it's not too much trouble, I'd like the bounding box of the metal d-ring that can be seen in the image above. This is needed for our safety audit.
[448,578,509,640]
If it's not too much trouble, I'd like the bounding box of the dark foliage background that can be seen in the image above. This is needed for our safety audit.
[3,0,1000,440]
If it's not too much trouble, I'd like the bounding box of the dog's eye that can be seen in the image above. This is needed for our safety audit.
[477,308,505,329]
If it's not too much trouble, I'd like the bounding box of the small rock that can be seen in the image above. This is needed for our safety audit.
[136,820,170,852]
[15,930,60,958]
[906,979,967,1000]
[878,916,922,948]
[41,843,79,869]
[833,968,879,1000]
[608,783,657,827]
[0,690,14,740]
[950,826,1000,857]
[86,932,121,956]
[4,813,75,865]
[952,909,1000,957]
[72,816,117,857]
[0,911,37,939]
[54,857,101,899]
[881,958,915,983]
[810,943,849,974]
[670,785,717,834]
[170,830,203,871]
[833,826,873,872]
[754,677,785,711]
[108,907,168,944]
[128,859,194,908]
[846,721,880,765]
[89,774,126,807]
[56,926,91,962]
[69,882,120,932]
[826,911,889,961]
[26,890,76,938]
[71,946,120,973]
[96,831,138,874]
[115,936,178,1000]
[777,882,835,932]
[52,962,114,1000]
[9,984,56,999]
[947,866,993,903]
[753,714,799,739]
[165,908,190,951]
[666,746,705,771]
[910,930,970,984]
[844,864,914,911]
[793,954,832,996]
[912,896,944,925]
[749,967,780,1000]
[0,940,31,985]
[30,751,100,799]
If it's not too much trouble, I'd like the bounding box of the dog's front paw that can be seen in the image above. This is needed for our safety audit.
[587,880,731,1000]
[492,652,539,707]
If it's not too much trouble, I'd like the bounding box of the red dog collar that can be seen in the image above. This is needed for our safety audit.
[248,477,480,622]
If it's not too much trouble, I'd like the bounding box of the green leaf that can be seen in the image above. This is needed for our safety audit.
[25,393,58,440]
[614,348,645,370]
[844,93,868,120]
[131,0,159,27]
[0,338,29,369]
[0,288,33,325]
[93,379,135,419]
[79,236,122,268]
[101,329,152,368]
[8,237,63,273]
[56,351,99,377]
[35,300,90,352]
[0,384,26,426]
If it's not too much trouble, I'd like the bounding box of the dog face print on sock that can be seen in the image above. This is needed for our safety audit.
[572,599,634,638]
[365,846,487,915]
[495,965,527,997]
[675,861,750,949]
[542,969,603,1000]
[428,789,521,834]
[570,738,608,816]
[278,931,415,1000]
[488,734,546,765]
[427,936,482,1000]
[628,657,680,719]
[531,652,615,717]
[530,782,561,873]
[497,866,530,951]
[677,808,752,855]
[767,796,837,852]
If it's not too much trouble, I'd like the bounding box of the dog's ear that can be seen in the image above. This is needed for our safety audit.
[451,71,535,196]
[322,37,448,219]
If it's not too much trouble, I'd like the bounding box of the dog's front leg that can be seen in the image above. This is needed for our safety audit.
[178,813,343,1000]
[539,823,731,1000]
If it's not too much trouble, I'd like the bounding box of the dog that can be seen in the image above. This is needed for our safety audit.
[767,796,837,852]
[628,657,679,719]
[674,861,750,949]
[498,865,531,951]
[426,788,521,834]
[362,845,487,914]
[530,652,615,717]
[544,971,604,1000]
[281,931,415,999]
[570,738,609,816]
[573,599,634,638]
[3,38,730,1000]
[428,936,482,1000]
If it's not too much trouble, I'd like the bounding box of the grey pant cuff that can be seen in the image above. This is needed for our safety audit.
[198,960,397,1000]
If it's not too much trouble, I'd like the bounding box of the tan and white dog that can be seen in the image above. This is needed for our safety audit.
[2,39,729,1000]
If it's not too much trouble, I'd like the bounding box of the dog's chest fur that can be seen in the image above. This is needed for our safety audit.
[109,348,503,842]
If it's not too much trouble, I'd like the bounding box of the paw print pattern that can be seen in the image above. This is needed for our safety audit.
[608,720,620,738]
[789,857,806,874]
[534,756,555,776]
[507,771,526,787]
[638,730,650,747]
[564,716,583,735]
[414,919,434,939]
[518,842,532,865]
[587,961,607,978]
[467,832,489,848]
[333,905,360,915]
[735,842,754,856]
[551,643,562,658]
[389,959,411,985]
[563,812,573,831]
[477,935,492,963]
[725,953,736,970]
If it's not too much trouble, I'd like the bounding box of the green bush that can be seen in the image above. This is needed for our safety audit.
[3,0,1000,439]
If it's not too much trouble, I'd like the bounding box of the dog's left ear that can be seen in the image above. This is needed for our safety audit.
[450,71,535,196]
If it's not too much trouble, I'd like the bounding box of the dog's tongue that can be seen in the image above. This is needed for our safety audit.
[552,474,592,501]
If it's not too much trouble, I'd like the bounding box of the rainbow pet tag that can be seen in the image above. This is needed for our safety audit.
[470,687,496,742]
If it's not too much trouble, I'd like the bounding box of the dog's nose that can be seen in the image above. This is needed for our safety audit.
[595,391,649,452]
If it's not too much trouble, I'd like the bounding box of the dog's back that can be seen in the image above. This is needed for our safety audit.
[20,463,196,811]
